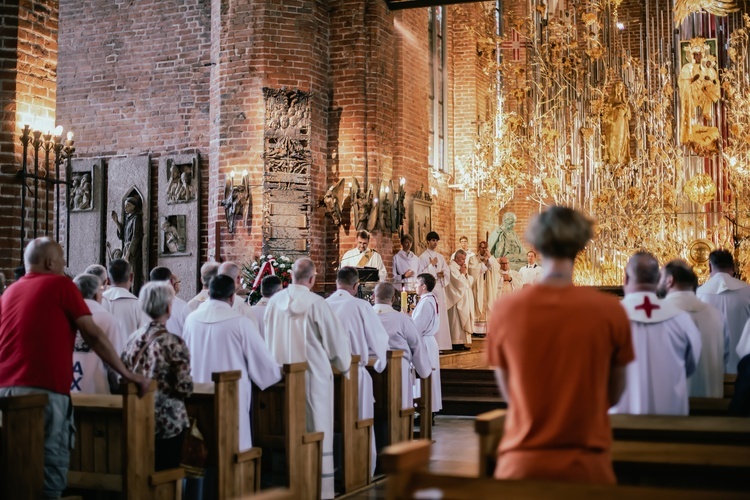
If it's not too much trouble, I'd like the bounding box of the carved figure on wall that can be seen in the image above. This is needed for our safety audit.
[111,194,144,293]
[263,88,312,175]
[602,81,631,166]
[222,174,250,234]
[380,181,393,233]
[166,161,196,203]
[161,215,187,255]
[350,178,367,231]
[679,38,721,155]
[394,180,406,233]
[318,178,346,226]
[488,212,526,269]
[69,171,93,211]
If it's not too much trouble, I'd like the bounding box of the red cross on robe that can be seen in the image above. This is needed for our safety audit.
[634,296,660,319]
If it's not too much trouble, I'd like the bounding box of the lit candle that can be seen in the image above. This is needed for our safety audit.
[66,131,74,141]
[401,287,408,313]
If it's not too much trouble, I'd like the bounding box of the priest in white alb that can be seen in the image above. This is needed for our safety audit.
[659,260,727,398]
[149,266,190,337]
[470,241,500,336]
[393,233,420,290]
[497,256,522,298]
[218,261,259,325]
[187,262,219,311]
[417,231,452,351]
[248,275,283,339]
[326,266,389,475]
[264,258,352,500]
[412,273,442,415]
[372,282,432,409]
[445,249,474,350]
[518,250,544,287]
[697,249,750,374]
[103,258,148,336]
[182,275,281,450]
[611,252,702,415]
[340,230,387,282]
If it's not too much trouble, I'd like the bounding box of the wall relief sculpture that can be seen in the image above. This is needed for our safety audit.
[109,190,145,294]
[69,171,93,211]
[263,88,312,175]
[166,159,196,204]
[222,173,250,234]
[161,215,187,255]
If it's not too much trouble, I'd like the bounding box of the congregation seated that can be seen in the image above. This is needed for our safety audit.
[120,281,193,471]
[187,261,219,311]
[71,273,127,394]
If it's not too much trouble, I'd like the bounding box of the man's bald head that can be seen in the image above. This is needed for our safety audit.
[200,262,220,287]
[625,251,660,292]
[374,282,395,305]
[24,237,65,275]
[218,261,243,290]
[292,258,316,288]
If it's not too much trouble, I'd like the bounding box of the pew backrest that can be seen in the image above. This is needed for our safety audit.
[0,393,48,500]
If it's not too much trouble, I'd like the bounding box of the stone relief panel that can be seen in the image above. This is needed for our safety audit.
[70,170,93,212]
[66,158,105,276]
[157,153,200,299]
[262,87,312,260]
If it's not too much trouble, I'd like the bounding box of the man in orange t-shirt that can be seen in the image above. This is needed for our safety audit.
[487,206,634,484]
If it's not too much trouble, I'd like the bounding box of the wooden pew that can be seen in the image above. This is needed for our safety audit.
[689,397,731,416]
[67,381,184,499]
[611,414,750,445]
[369,350,414,458]
[185,370,262,498]
[0,392,48,499]
[474,410,750,491]
[333,355,372,493]
[253,362,323,500]
[381,440,744,499]
[414,373,432,440]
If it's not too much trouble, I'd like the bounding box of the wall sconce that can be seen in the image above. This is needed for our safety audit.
[221,169,250,234]
[16,123,75,262]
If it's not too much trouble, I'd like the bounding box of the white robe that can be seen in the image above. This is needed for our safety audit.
[72,299,127,394]
[183,300,281,450]
[445,260,474,345]
[233,294,260,327]
[373,304,432,409]
[736,318,750,360]
[412,292,442,412]
[187,289,209,311]
[417,249,452,350]
[664,291,727,398]
[166,295,190,338]
[611,292,702,416]
[264,284,352,500]
[248,297,270,339]
[326,290,389,476]
[518,263,544,286]
[497,269,522,297]
[469,254,500,334]
[340,247,387,282]
[392,250,420,290]
[103,286,148,337]
[697,273,750,374]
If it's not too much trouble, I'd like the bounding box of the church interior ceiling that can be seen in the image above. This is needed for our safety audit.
[453,0,750,284]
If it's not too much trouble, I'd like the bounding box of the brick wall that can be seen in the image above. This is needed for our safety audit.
[0,0,58,281]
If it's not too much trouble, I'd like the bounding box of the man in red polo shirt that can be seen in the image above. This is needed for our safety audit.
[0,237,149,498]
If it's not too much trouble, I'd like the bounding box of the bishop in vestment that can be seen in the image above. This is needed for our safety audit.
[264,258,352,499]
[445,250,474,348]
[183,275,281,450]
[417,231,452,351]
[470,241,500,336]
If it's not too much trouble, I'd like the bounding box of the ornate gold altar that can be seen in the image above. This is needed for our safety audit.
[455,0,750,284]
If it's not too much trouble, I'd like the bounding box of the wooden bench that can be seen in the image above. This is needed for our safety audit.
[381,440,744,499]
[185,370,262,498]
[413,372,432,440]
[475,410,750,491]
[369,350,413,458]
[333,354,372,493]
[689,397,731,416]
[0,392,48,499]
[611,414,750,445]
[253,362,323,500]
[67,382,184,499]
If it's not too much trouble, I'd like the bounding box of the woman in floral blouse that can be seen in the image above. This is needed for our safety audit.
[121,281,193,471]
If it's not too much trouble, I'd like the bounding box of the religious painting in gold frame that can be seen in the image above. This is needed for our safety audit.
[680,38,717,67]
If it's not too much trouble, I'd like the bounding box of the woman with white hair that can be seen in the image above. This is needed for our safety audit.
[121,281,193,471]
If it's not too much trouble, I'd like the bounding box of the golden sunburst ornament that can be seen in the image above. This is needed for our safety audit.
[684,173,717,205]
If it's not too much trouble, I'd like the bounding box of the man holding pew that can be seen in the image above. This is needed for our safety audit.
[265,258,352,500]
[658,260,727,398]
[326,266,389,474]
[372,282,432,409]
[612,252,702,415]
[486,207,633,484]
[183,274,282,450]
[0,238,150,499]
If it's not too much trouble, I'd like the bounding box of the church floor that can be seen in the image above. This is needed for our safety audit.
[340,416,477,499]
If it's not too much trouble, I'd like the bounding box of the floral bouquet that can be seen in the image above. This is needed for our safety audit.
[241,254,293,305]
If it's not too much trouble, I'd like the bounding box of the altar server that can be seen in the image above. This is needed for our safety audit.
[326,266,389,475]
[697,249,750,373]
[518,250,543,287]
[412,273,442,414]
[248,275,283,339]
[372,282,431,409]
[659,260,727,398]
[104,258,148,336]
[612,252,702,415]
[446,249,474,349]
[264,258,352,500]
[183,275,281,450]
[417,231,452,351]
[149,266,190,337]
[187,262,219,311]
[393,234,420,289]
[340,230,387,281]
